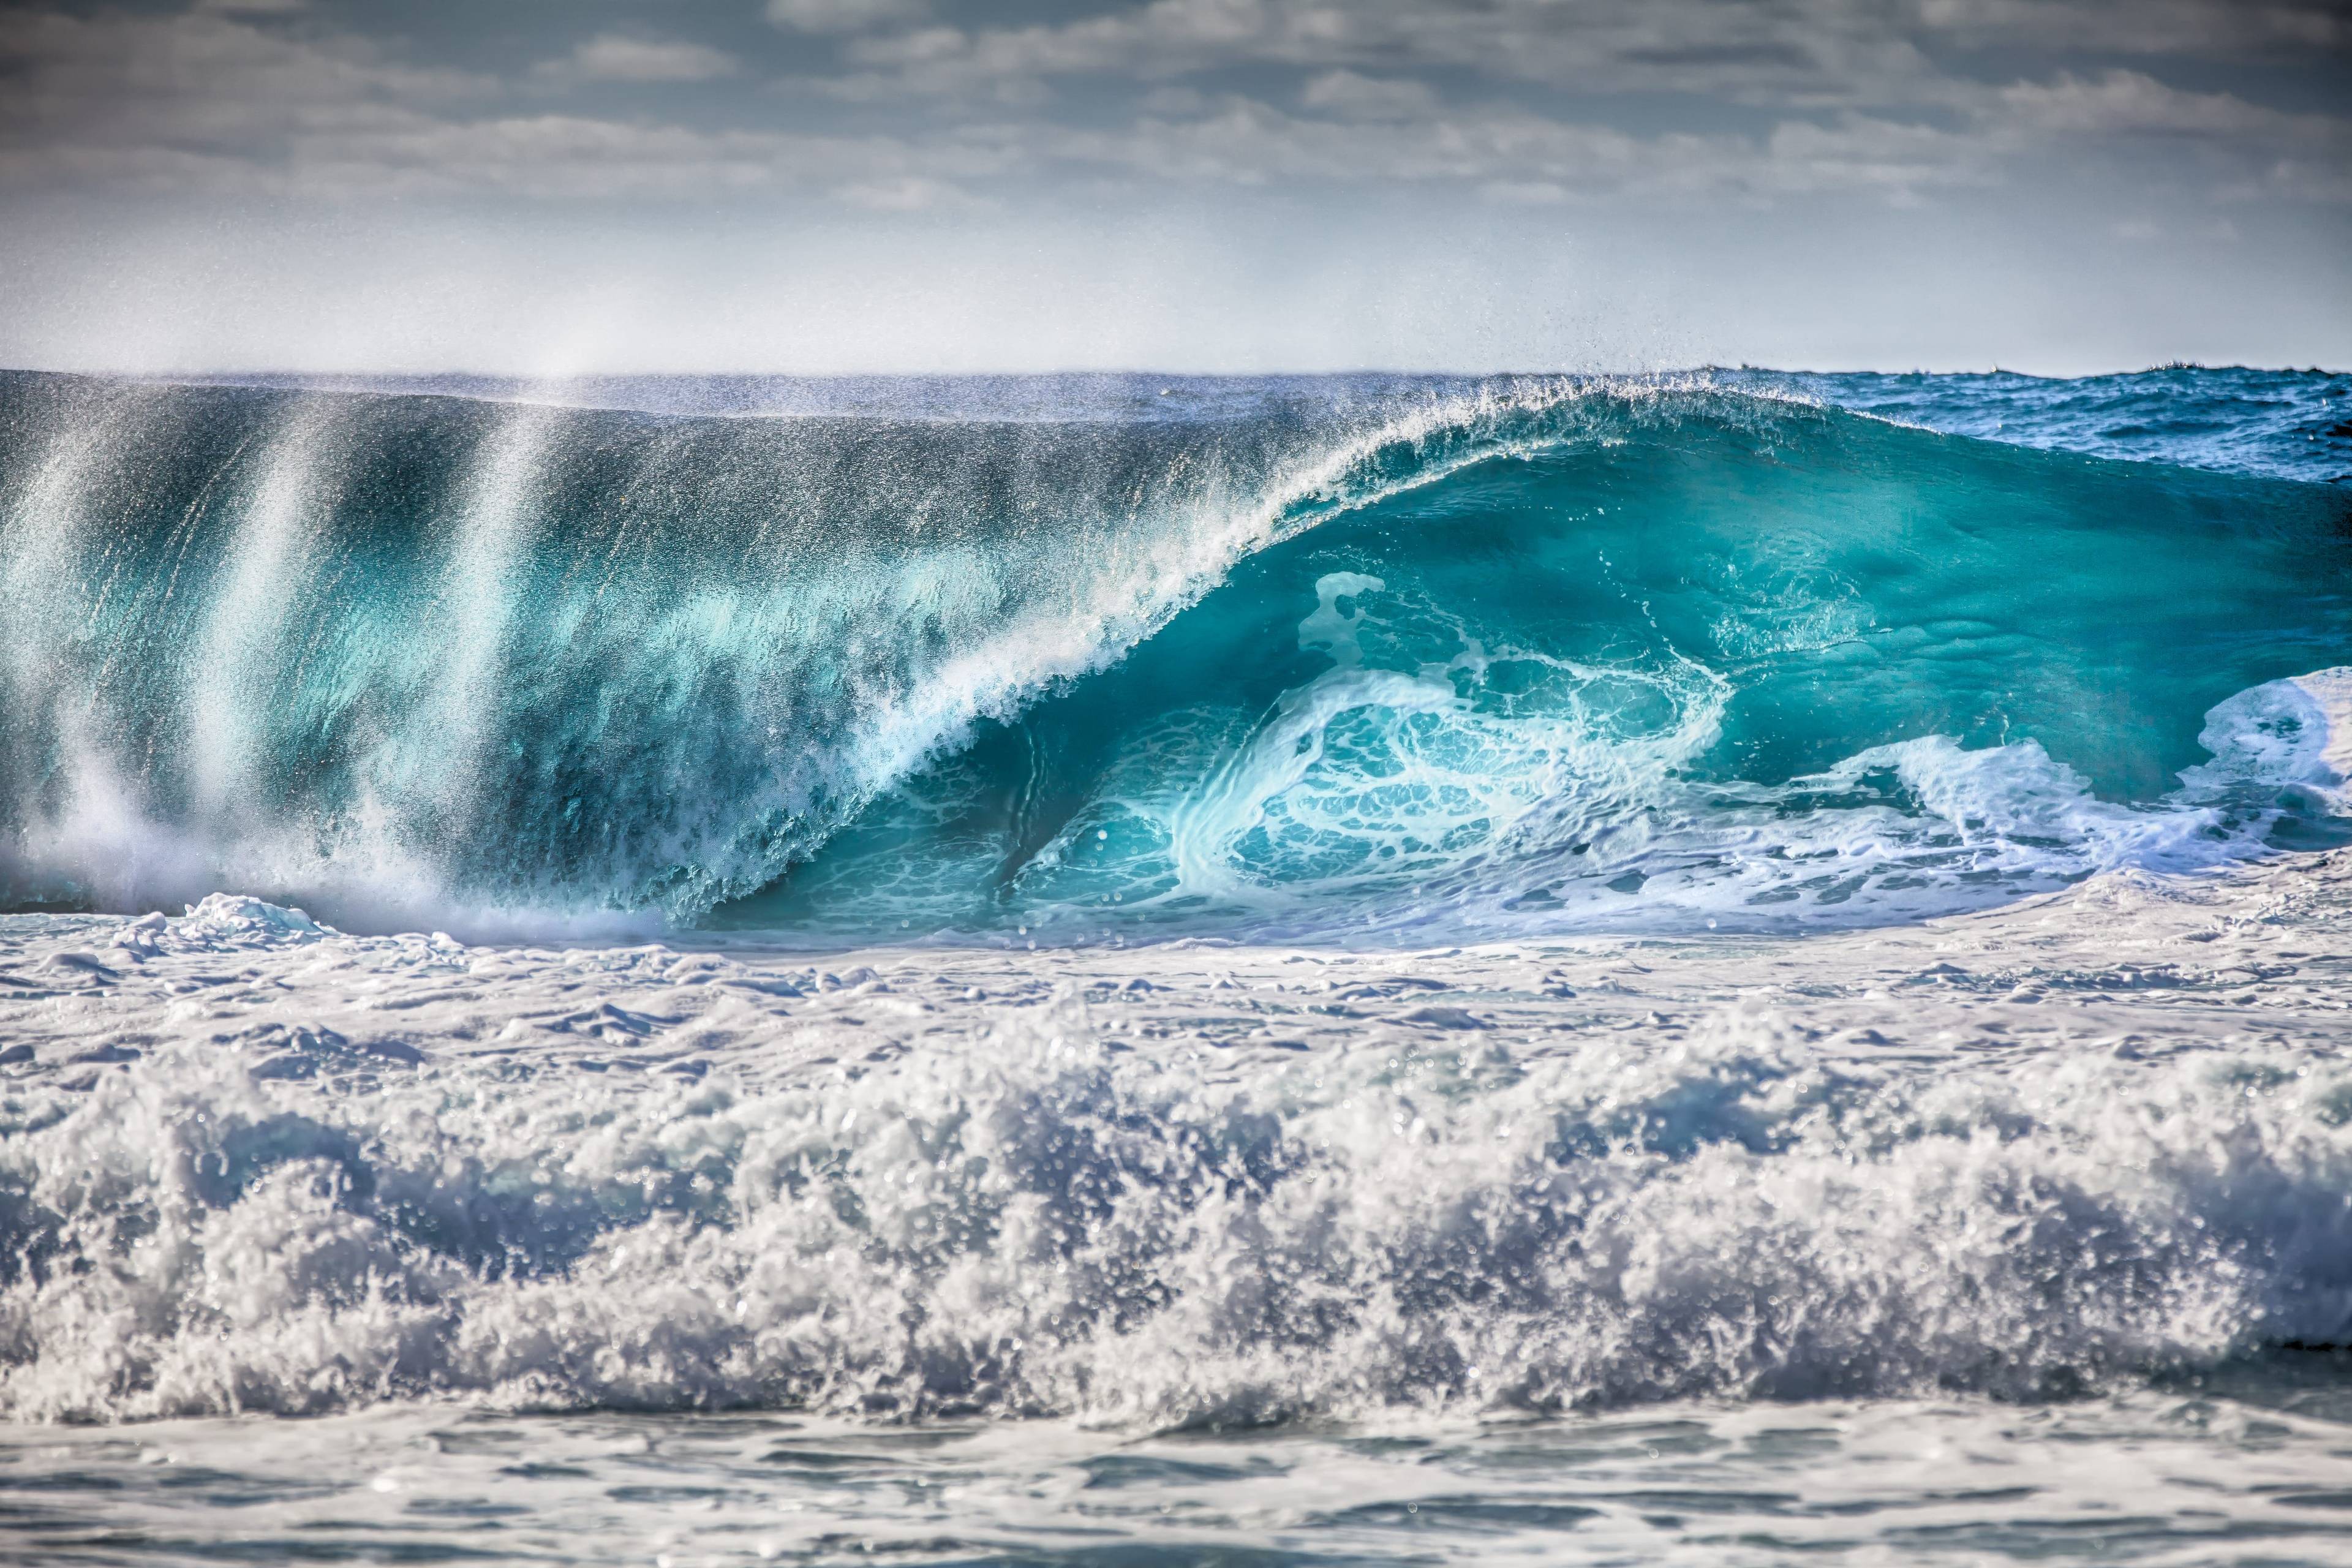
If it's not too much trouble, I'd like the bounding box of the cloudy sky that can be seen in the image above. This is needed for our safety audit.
[1,0,2346,372]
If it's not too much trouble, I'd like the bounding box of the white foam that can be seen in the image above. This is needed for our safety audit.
[1061,645,2313,943]
[4,858,2351,1425]
[2295,666,2352,783]
[2181,666,2352,820]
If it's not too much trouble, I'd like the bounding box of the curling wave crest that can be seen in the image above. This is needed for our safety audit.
[0,369,2347,940]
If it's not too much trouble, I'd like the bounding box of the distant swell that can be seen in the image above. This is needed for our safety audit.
[0,369,2348,940]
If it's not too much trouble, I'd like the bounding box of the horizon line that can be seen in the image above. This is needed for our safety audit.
[5,361,2345,383]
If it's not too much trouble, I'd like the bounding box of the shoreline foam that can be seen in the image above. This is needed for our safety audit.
[4,850,2349,1427]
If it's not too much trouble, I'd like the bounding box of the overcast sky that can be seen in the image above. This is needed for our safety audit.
[1,0,2346,373]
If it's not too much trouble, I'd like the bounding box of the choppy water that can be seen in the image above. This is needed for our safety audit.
[1,365,2349,1565]
[10,1387,2352,1566]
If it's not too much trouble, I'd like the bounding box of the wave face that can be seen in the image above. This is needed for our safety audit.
[1,369,2347,938]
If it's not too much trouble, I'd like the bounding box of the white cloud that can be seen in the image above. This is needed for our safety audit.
[827,0,1939,106]
[1300,70,1439,121]
[1985,69,2352,201]
[0,0,2343,216]
[766,0,930,36]
[1480,180,1571,205]
[1025,94,1989,204]
[0,10,999,203]
[849,24,971,67]
[832,174,979,210]
[2,0,2346,377]
[540,35,740,85]
[1996,70,2344,145]
[1915,0,2348,57]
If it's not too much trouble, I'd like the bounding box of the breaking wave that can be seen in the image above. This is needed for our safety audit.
[1,368,2347,940]
[2,899,2350,1423]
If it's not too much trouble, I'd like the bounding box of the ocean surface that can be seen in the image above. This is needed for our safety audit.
[2,365,2350,1565]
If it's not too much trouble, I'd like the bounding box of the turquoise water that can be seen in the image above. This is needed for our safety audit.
[1,368,2346,937]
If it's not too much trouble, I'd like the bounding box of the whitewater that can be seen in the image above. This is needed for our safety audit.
[2,366,2350,1565]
